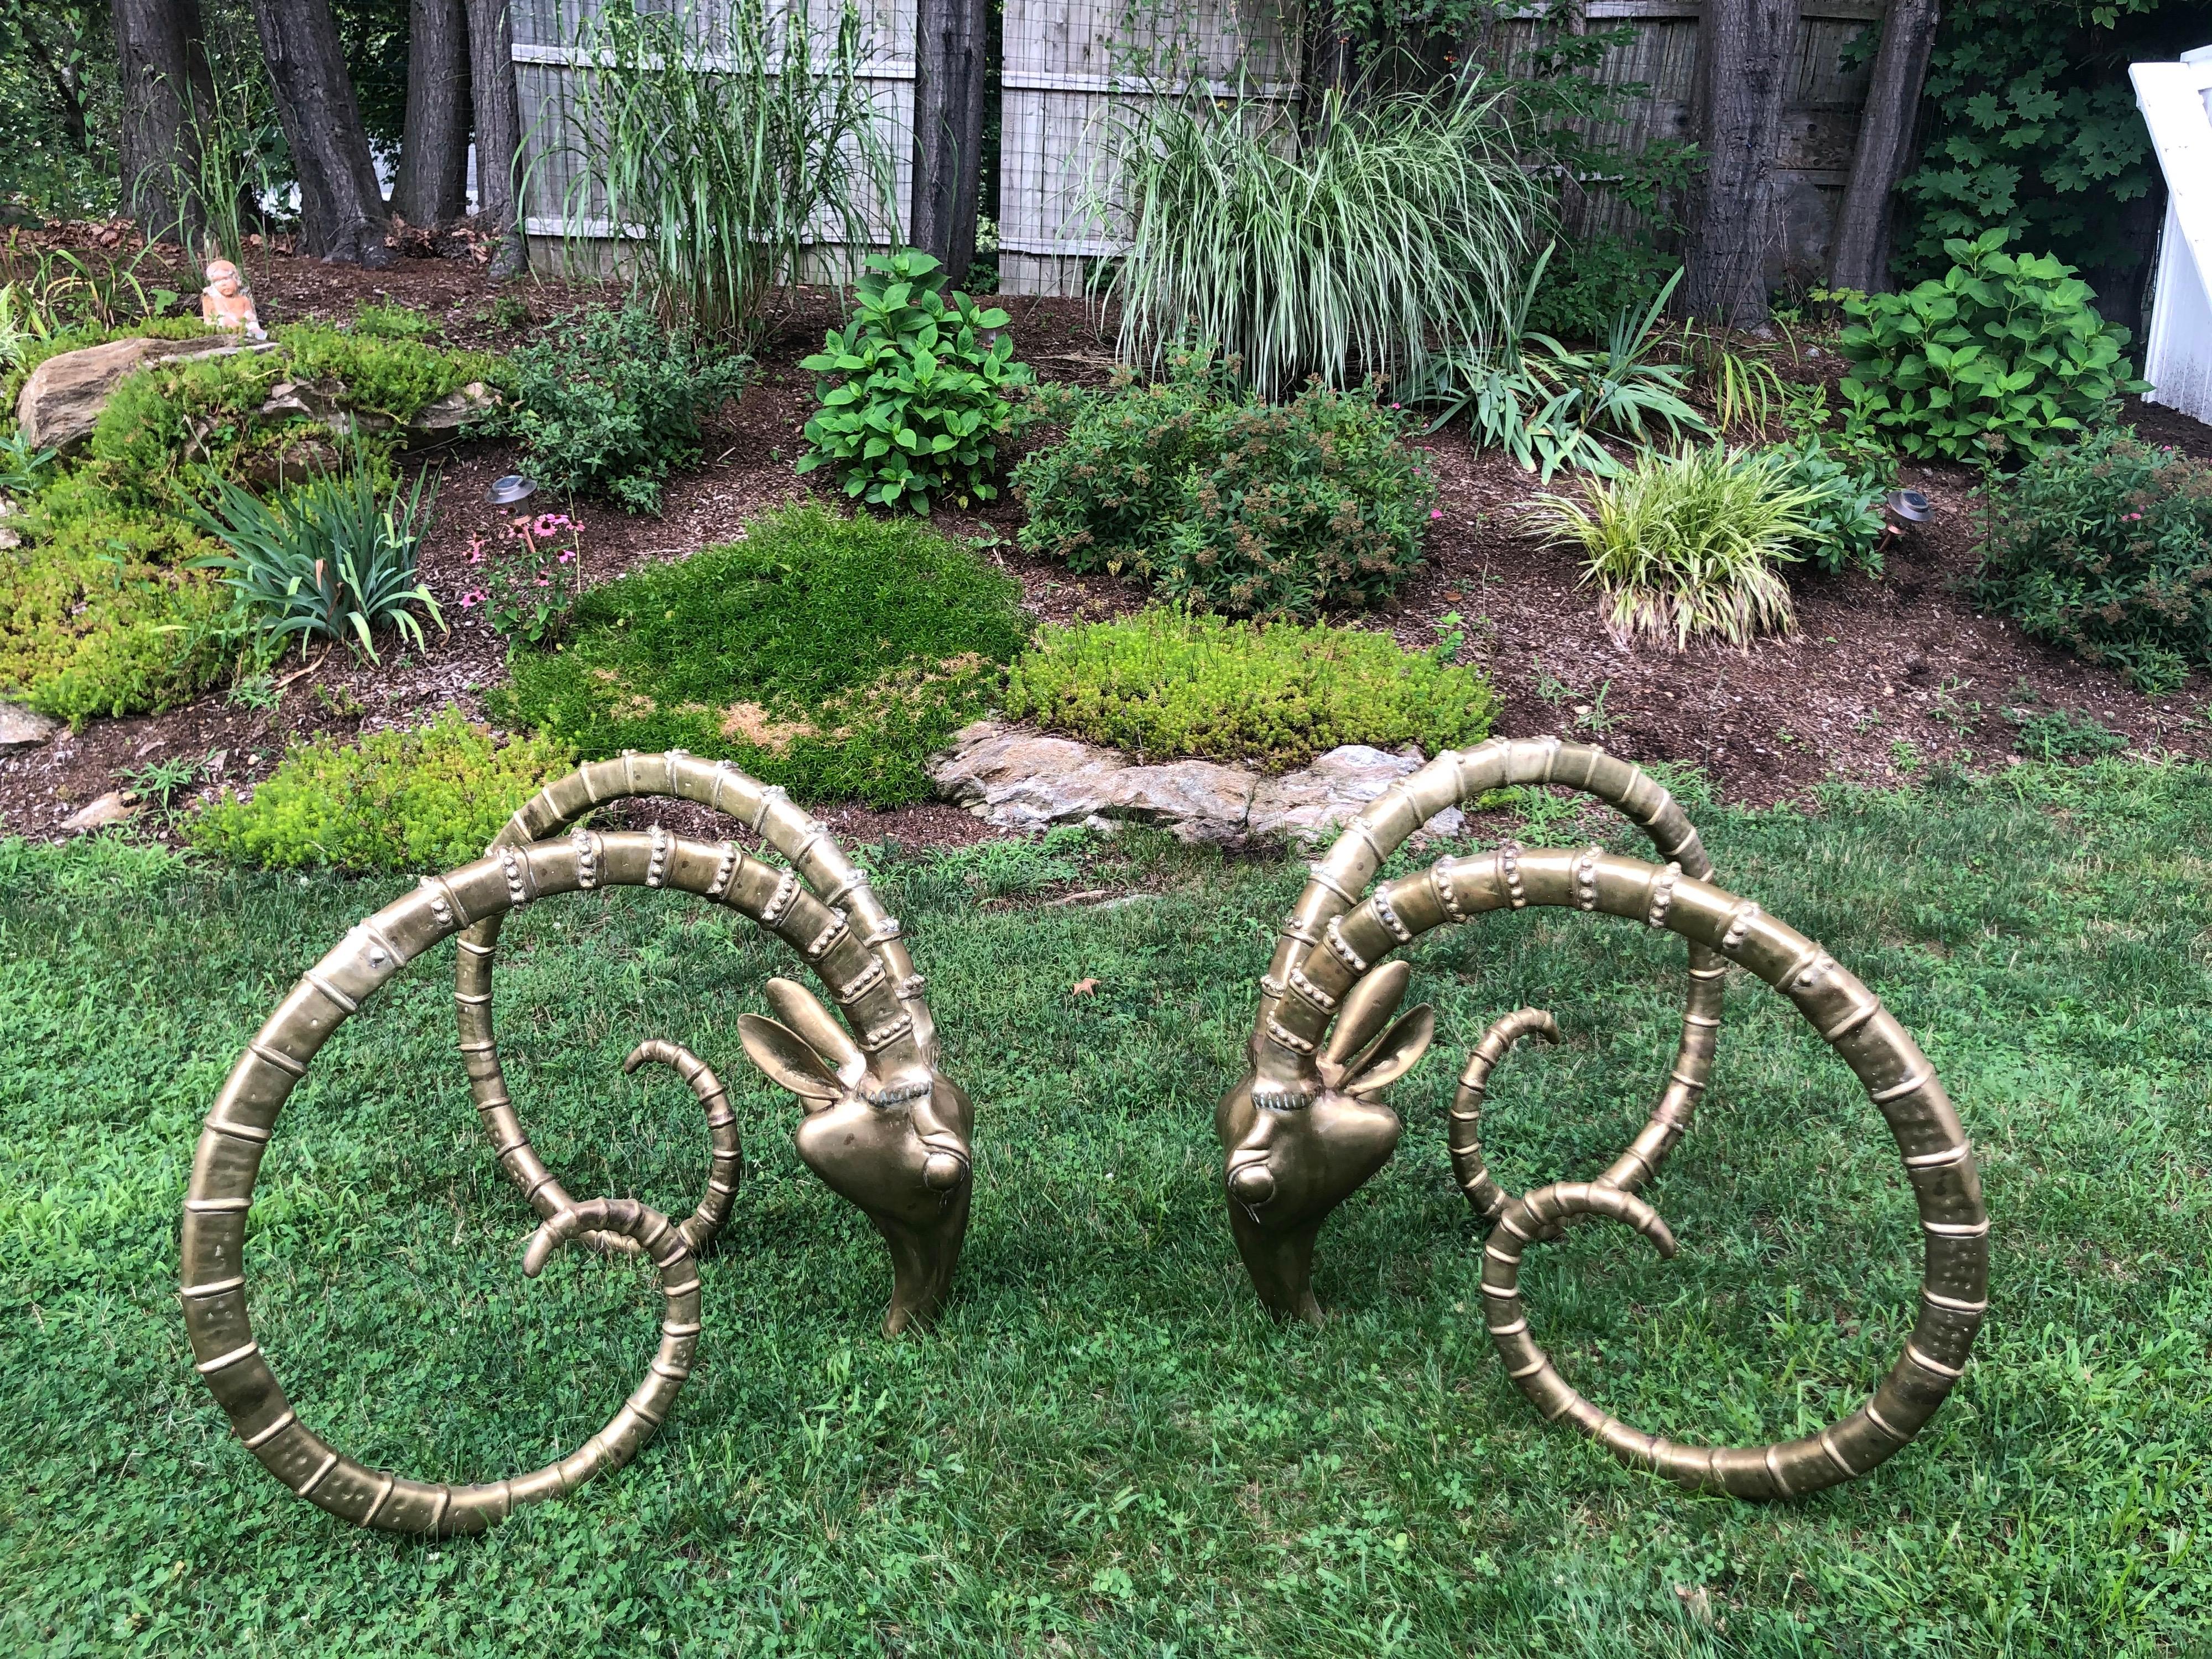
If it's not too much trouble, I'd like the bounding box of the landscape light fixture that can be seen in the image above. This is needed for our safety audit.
[1887,489,1933,523]
[487,474,539,505]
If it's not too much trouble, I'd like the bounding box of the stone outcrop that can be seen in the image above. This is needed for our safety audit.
[0,701,60,752]
[15,335,259,450]
[16,339,496,455]
[928,722,1465,846]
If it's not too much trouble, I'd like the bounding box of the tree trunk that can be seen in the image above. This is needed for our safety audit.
[113,0,217,246]
[247,0,392,265]
[1827,0,1939,292]
[910,0,989,277]
[464,0,528,280]
[1679,0,1798,327]
[392,0,472,227]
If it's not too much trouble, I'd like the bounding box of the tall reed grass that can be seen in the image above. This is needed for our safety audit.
[1100,80,1542,399]
[560,0,889,342]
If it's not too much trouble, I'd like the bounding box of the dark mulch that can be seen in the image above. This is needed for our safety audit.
[4,232,2208,847]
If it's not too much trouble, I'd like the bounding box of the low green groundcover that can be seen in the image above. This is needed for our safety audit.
[1004,607,1498,769]
[190,708,575,873]
[495,505,1030,806]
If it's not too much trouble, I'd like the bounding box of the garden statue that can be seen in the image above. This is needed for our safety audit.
[182,740,1985,1533]
[200,258,265,340]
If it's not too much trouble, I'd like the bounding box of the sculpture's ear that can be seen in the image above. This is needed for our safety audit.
[764,977,867,1089]
[1324,961,1411,1070]
[1342,1004,1435,1097]
[738,1014,843,1106]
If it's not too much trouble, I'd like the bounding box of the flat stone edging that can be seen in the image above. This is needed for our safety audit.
[927,721,1466,847]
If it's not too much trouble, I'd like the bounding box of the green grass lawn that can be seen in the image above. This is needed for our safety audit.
[2,762,2207,1656]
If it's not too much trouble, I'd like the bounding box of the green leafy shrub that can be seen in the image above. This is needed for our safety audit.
[494,505,1029,805]
[1014,359,1435,620]
[1772,436,1892,575]
[1974,426,2212,693]
[1004,607,1498,770]
[1531,446,1815,649]
[1835,229,2147,462]
[501,302,750,514]
[189,446,443,664]
[190,708,576,873]
[0,471,229,721]
[798,249,1031,514]
[1522,236,1682,345]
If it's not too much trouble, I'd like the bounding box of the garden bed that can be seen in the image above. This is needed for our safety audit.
[3,236,2209,845]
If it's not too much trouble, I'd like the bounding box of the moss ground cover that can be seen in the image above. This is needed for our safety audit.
[1,761,2206,1654]
[1005,608,1498,768]
[496,505,1029,806]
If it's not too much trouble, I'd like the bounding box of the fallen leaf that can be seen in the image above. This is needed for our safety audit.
[1071,978,1099,997]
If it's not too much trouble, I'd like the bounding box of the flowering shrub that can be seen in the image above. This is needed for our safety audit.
[460,508,586,645]
[1974,426,2212,693]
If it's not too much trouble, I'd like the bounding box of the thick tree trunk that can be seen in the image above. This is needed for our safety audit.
[910,0,989,277]
[113,0,217,246]
[247,0,392,265]
[464,0,528,280]
[1679,0,1798,327]
[392,0,472,227]
[1828,0,1939,293]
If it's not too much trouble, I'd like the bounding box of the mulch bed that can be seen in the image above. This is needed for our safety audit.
[4,231,2209,849]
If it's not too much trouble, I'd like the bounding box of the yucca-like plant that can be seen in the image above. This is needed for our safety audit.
[1102,80,1542,399]
[561,0,889,343]
[190,448,444,664]
[1531,446,1817,649]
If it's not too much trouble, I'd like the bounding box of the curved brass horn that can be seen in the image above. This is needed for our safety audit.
[1219,738,1720,1321]
[453,752,972,1333]
[182,833,746,1532]
[1316,844,1985,1494]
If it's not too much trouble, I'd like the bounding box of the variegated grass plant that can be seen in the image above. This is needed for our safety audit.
[1531,445,1817,649]
[1100,79,1543,399]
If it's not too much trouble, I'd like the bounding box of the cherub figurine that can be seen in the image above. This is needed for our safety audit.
[200,259,265,340]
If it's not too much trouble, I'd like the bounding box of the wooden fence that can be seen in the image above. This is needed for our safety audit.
[512,0,1886,297]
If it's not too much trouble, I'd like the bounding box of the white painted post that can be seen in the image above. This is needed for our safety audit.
[2129,45,2212,424]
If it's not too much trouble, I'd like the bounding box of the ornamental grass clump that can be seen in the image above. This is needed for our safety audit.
[1004,608,1498,770]
[1103,80,1541,399]
[1974,427,2212,693]
[1531,446,1816,649]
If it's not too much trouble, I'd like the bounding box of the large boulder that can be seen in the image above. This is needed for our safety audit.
[928,721,1462,846]
[14,333,248,451]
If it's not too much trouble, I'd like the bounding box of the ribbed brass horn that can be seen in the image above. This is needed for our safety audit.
[181,755,974,1535]
[1219,738,1721,1321]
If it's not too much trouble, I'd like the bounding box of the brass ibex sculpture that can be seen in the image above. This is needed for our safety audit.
[182,740,1985,1533]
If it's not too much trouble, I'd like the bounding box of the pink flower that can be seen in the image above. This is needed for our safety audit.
[533,513,564,538]
[1430,508,1443,520]
[460,589,485,609]
[557,549,575,563]
[535,576,551,586]
[2122,512,2143,521]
